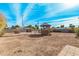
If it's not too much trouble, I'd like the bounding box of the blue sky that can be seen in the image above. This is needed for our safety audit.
[0,3,79,27]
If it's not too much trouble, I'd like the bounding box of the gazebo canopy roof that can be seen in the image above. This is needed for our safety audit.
[40,23,51,27]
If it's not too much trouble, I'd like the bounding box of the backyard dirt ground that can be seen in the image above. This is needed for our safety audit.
[0,32,79,56]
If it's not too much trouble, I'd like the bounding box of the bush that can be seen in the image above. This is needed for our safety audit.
[41,29,50,36]
[13,28,20,34]
[12,25,20,34]
[68,28,75,33]
[75,28,79,38]
[26,28,32,32]
[0,29,5,37]
[0,32,4,37]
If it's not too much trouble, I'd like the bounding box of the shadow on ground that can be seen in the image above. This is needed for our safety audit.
[28,34,44,38]
[28,34,52,38]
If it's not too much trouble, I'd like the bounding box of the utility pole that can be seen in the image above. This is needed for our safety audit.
[22,15,24,28]
[37,21,39,29]
[22,15,24,32]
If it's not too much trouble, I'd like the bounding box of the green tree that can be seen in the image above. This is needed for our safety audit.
[26,25,36,30]
[27,25,32,28]
[35,25,39,30]
[69,24,75,28]
[11,25,15,29]
[15,25,20,28]
[60,25,64,28]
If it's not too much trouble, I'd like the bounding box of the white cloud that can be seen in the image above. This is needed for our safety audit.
[16,4,35,26]
[22,3,35,20]
[33,3,79,22]
[10,3,21,25]
[50,16,79,27]
[44,3,79,18]
[14,4,21,25]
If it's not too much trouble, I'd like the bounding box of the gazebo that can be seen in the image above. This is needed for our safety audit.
[40,23,51,35]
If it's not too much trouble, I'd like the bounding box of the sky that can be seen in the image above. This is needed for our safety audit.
[0,3,79,27]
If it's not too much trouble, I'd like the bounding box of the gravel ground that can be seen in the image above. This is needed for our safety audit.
[0,32,79,56]
[58,45,79,56]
